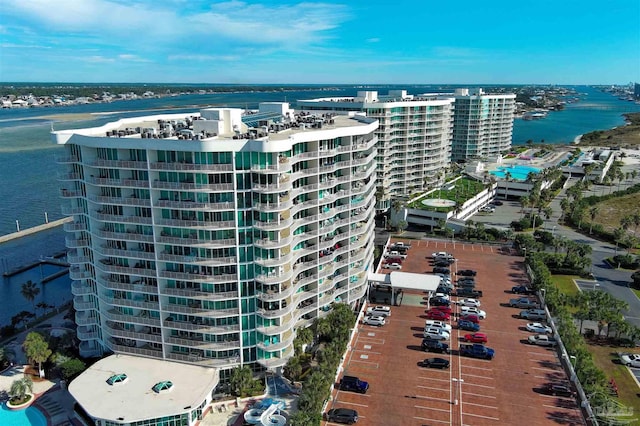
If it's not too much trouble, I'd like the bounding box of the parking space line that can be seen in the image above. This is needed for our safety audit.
[462,382,495,389]
[413,416,450,424]
[353,349,381,355]
[462,373,494,379]
[463,412,500,421]
[531,366,559,372]
[464,392,496,399]
[334,401,369,408]
[417,385,449,391]
[349,360,379,367]
[461,365,492,371]
[463,401,498,409]
[543,404,578,410]
[418,376,451,383]
[415,405,451,413]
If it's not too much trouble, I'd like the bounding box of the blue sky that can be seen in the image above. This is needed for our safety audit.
[1,0,639,84]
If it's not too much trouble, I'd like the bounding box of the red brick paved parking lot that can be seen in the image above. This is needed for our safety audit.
[324,239,585,426]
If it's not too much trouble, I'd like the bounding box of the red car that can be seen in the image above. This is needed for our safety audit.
[464,332,488,343]
[429,306,453,314]
[460,314,480,324]
[426,310,451,320]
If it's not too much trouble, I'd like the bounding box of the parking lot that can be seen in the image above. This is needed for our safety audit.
[324,239,585,425]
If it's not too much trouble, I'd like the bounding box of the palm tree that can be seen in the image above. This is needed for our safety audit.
[229,366,254,397]
[20,280,40,314]
[503,171,512,200]
[519,196,530,218]
[9,377,33,404]
[613,227,626,255]
[588,206,599,234]
[23,332,51,377]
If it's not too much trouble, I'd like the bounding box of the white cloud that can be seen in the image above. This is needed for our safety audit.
[366,38,380,43]
[168,54,241,61]
[85,55,115,63]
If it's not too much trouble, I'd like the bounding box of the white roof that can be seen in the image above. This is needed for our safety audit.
[69,354,219,423]
[368,271,440,292]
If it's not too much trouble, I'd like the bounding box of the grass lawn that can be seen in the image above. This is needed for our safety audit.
[409,177,485,211]
[551,275,580,297]
[587,343,640,422]
[631,287,640,300]
[583,192,640,234]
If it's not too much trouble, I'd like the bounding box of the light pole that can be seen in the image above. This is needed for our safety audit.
[552,225,556,237]
[523,247,527,260]
[451,378,464,405]
[540,288,546,308]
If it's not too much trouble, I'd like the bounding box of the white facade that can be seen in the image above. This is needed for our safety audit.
[450,88,516,162]
[297,91,455,212]
[55,105,378,372]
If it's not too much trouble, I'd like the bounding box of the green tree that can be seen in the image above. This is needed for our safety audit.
[22,332,52,376]
[588,206,599,234]
[9,377,33,404]
[289,410,322,426]
[60,358,86,381]
[229,366,254,397]
[284,356,303,381]
[397,220,408,234]
[20,280,40,313]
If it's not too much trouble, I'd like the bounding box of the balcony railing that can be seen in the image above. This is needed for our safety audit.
[157,253,236,266]
[88,159,148,169]
[157,235,236,247]
[105,340,164,358]
[71,281,94,296]
[159,270,236,283]
[87,177,149,188]
[256,333,295,352]
[93,213,153,225]
[104,325,163,343]
[149,162,234,172]
[163,304,240,318]
[155,218,234,229]
[103,310,161,327]
[96,263,157,278]
[73,297,95,311]
[96,246,155,260]
[256,347,294,369]
[256,285,295,301]
[100,294,159,311]
[63,221,87,232]
[69,267,92,280]
[75,312,98,326]
[166,352,239,368]
[160,287,237,301]
[165,336,240,351]
[164,319,240,335]
[94,229,154,243]
[98,277,158,294]
[88,195,151,207]
[151,180,234,192]
[256,302,295,319]
[155,200,234,211]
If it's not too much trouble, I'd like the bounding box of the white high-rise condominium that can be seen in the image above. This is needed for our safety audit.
[450,88,516,162]
[54,103,378,373]
[298,91,455,212]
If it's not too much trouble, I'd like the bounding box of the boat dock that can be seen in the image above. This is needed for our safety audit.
[0,217,71,245]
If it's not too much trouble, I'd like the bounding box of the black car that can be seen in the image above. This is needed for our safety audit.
[457,269,477,277]
[421,338,449,353]
[339,375,369,394]
[325,408,359,424]
[429,297,450,306]
[512,285,535,295]
[457,279,475,288]
[543,383,573,397]
[421,357,450,369]
[436,286,452,295]
[433,259,455,267]
[455,287,483,298]
[491,200,504,206]
[433,267,450,275]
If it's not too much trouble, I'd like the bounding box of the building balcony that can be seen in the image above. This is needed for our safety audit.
[71,281,94,296]
[69,267,93,280]
[149,162,234,172]
[254,253,292,268]
[163,304,240,318]
[159,270,236,284]
[157,253,236,266]
[76,327,99,341]
[67,251,90,264]
[256,317,295,335]
[256,284,295,302]
[253,216,293,231]
[252,198,293,212]
[55,155,80,164]
[157,234,236,247]
[151,180,234,192]
[75,311,98,326]
[93,212,152,225]
[88,195,151,207]
[96,263,157,278]
[60,189,83,198]
[160,287,237,301]
[257,333,294,352]
[96,246,155,261]
[155,218,235,229]
[88,159,148,169]
[73,297,95,311]
[105,340,164,358]
[155,200,234,211]
[164,319,240,335]
[87,177,149,188]
[61,205,86,215]
[63,221,87,233]
[257,347,294,370]
[78,341,102,358]
[254,235,292,250]
[256,302,295,319]
[166,352,239,368]
[98,276,158,294]
[100,294,159,311]
[94,229,154,243]
[104,324,163,343]
[250,157,292,173]
[103,310,161,327]
[292,273,319,291]
[255,270,293,285]
[317,278,335,294]
[165,336,241,351]
[290,199,318,217]
[251,177,293,194]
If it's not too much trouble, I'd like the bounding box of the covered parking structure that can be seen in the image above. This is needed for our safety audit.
[367,271,441,305]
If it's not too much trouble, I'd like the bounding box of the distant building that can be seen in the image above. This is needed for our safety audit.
[450,88,516,162]
[635,83,640,99]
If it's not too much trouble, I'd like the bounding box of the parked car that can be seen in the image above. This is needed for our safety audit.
[429,297,450,307]
[325,408,359,424]
[432,251,453,259]
[520,309,546,320]
[542,383,573,397]
[429,306,453,314]
[434,292,450,300]
[458,319,480,332]
[421,338,450,353]
[366,306,391,317]
[460,314,480,324]
[425,320,452,332]
[421,357,450,369]
[436,285,452,295]
[491,200,504,206]
[457,269,477,277]
[457,280,476,289]
[362,315,386,326]
[339,376,369,394]
[433,267,451,275]
[512,285,535,295]
[383,262,402,270]
[458,298,481,307]
[434,259,454,267]
[620,353,640,367]
[426,310,450,320]
[382,257,403,265]
[464,332,488,343]
[384,250,407,259]
[526,322,552,334]
[455,287,483,298]
[459,343,494,360]
[460,306,486,319]
[509,297,540,309]
[391,242,411,250]
[479,206,495,213]
[424,328,450,340]
[528,335,557,347]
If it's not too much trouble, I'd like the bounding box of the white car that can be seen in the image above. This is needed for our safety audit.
[526,322,552,334]
[432,251,453,259]
[424,328,450,340]
[362,315,386,326]
[458,298,481,307]
[620,354,640,368]
[479,206,495,213]
[384,262,402,270]
[425,320,452,332]
[460,306,486,319]
[367,306,391,317]
[434,293,450,301]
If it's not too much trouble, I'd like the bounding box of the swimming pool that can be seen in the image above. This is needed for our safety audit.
[490,165,540,181]
[0,402,47,426]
